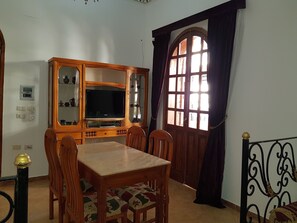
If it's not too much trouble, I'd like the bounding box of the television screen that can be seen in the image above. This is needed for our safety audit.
[85,89,125,118]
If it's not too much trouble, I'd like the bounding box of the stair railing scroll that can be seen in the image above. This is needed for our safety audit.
[0,153,31,223]
[240,132,297,223]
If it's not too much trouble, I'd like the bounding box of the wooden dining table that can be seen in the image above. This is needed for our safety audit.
[77,141,171,223]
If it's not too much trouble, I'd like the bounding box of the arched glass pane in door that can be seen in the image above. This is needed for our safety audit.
[166,28,209,131]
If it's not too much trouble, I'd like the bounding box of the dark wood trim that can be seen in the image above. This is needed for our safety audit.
[0,29,5,177]
[152,0,246,37]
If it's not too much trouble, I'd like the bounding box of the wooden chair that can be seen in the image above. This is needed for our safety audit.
[59,135,129,223]
[126,126,146,151]
[44,128,94,223]
[115,129,173,223]
[147,129,173,162]
[44,128,64,223]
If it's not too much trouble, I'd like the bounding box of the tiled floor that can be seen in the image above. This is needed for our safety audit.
[0,178,239,222]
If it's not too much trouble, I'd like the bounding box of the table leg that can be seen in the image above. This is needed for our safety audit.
[164,193,169,223]
[164,165,170,223]
[158,166,170,223]
[97,184,107,223]
[156,180,163,223]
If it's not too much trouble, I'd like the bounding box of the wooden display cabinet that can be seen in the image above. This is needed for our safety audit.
[48,57,149,144]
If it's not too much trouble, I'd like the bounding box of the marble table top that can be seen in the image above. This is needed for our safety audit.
[77,141,170,176]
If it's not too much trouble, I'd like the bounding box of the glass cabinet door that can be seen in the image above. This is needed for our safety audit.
[129,73,145,123]
[58,66,80,126]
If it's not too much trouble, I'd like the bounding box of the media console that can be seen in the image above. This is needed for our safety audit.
[48,57,148,145]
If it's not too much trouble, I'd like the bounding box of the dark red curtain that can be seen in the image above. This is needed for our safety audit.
[148,33,171,134]
[194,10,238,208]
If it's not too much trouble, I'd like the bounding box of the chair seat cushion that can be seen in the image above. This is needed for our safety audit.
[269,201,297,223]
[114,183,157,210]
[83,190,128,223]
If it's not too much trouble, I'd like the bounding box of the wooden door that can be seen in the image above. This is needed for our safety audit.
[164,28,209,189]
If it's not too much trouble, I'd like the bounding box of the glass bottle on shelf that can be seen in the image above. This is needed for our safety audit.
[58,66,80,126]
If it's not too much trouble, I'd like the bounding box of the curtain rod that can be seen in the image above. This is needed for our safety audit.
[152,0,246,38]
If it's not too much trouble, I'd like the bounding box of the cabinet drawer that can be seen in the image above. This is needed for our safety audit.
[85,129,127,138]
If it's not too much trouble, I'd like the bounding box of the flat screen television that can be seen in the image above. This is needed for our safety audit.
[85,89,125,119]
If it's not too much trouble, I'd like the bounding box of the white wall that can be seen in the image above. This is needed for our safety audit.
[144,0,297,208]
[0,0,148,65]
[3,61,48,177]
[2,0,296,209]
[0,0,150,177]
[0,0,228,177]
[224,0,297,206]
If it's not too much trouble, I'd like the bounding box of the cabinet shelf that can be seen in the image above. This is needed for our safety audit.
[85,81,125,89]
[85,118,124,122]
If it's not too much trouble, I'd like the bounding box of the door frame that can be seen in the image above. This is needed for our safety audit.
[0,29,5,176]
[163,27,209,188]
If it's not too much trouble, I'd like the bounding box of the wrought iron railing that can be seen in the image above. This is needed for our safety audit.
[0,153,31,223]
[240,132,297,223]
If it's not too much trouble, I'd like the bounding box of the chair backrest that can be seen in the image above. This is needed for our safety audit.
[60,135,84,222]
[148,129,173,162]
[126,126,146,152]
[44,128,63,197]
